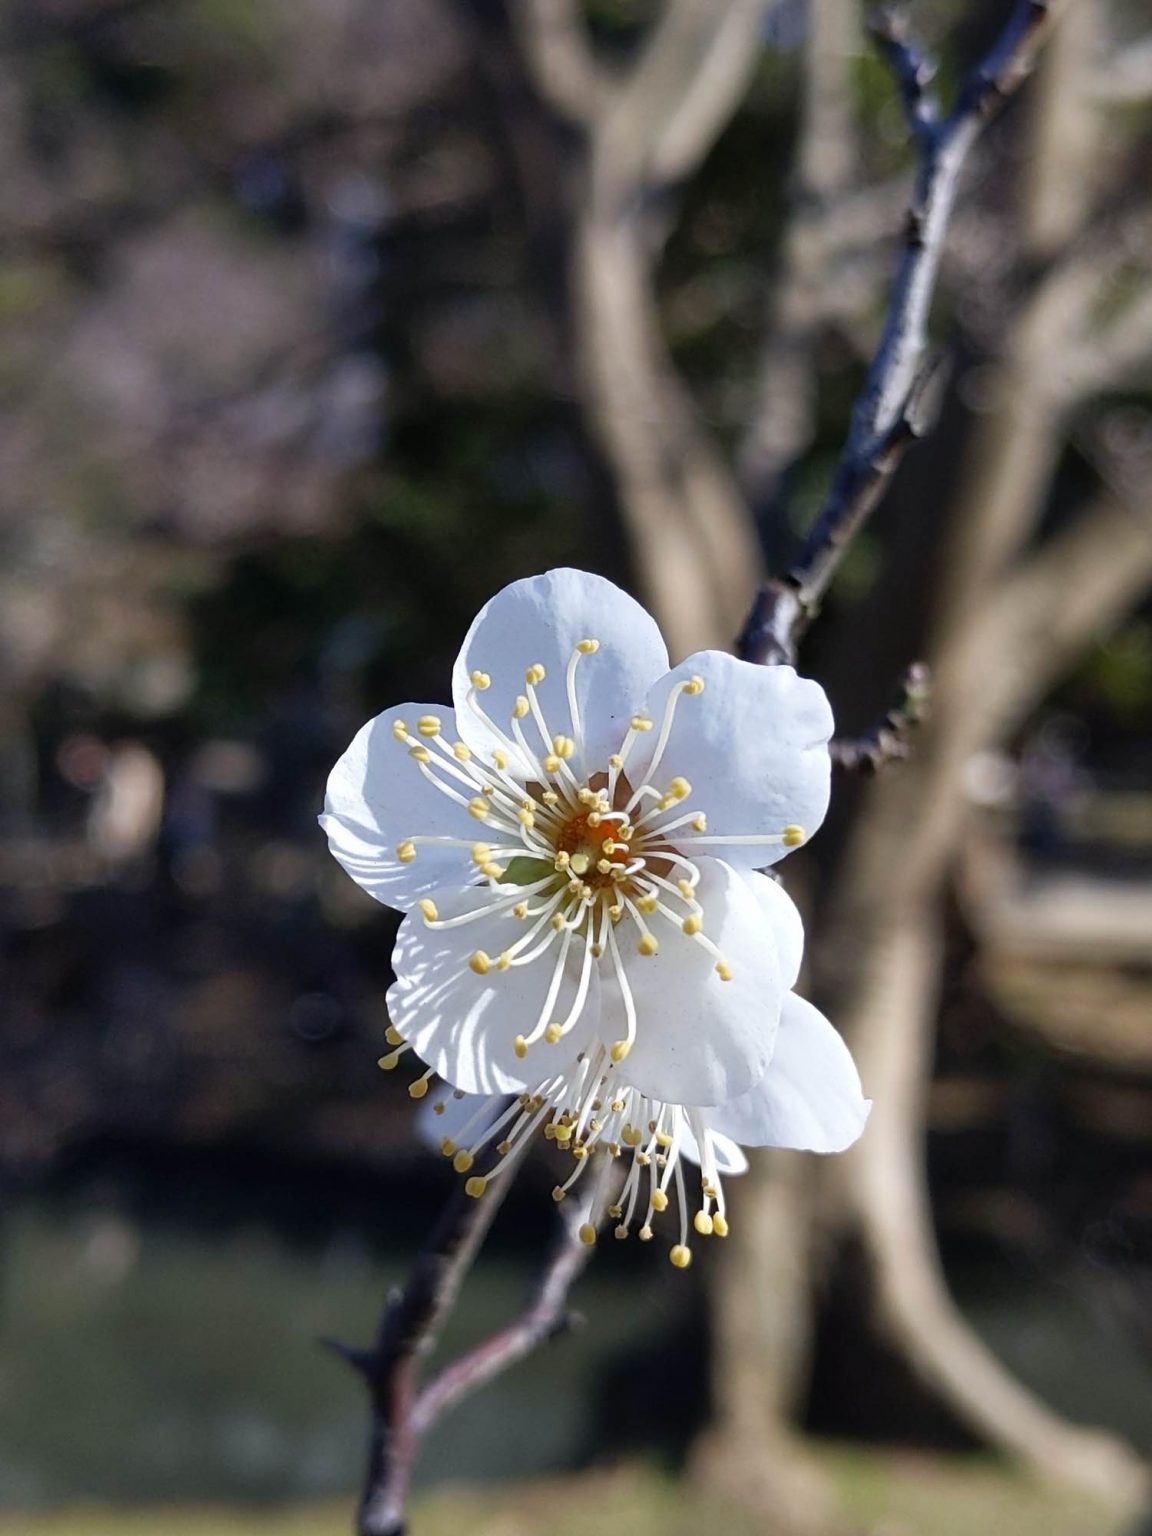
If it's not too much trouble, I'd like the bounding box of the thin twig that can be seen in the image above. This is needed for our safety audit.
[412,1210,594,1437]
[830,661,930,773]
[739,0,1063,666]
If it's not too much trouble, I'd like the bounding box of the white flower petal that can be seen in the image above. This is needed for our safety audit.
[738,870,805,989]
[706,992,870,1153]
[609,857,783,1108]
[632,652,833,870]
[322,703,480,910]
[678,1118,749,1176]
[388,887,601,1095]
[451,569,669,775]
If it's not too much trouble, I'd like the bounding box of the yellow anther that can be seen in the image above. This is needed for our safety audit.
[712,1213,729,1238]
[715,960,733,981]
[481,863,504,880]
[551,734,574,759]
[396,840,417,863]
[608,903,623,920]
[378,1051,401,1071]
[594,858,610,875]
[667,776,691,800]
[637,933,659,956]
[552,1186,566,1203]
[469,951,492,975]
[392,720,408,741]
[408,1077,430,1100]
[513,695,530,719]
[694,1210,714,1236]
[608,754,624,770]
[630,715,653,732]
[638,1225,654,1242]
[550,913,565,932]
[614,1225,629,1241]
[590,943,603,958]
[783,824,806,847]
[518,808,535,828]
[492,749,508,770]
[600,838,616,855]
[542,790,560,806]
[543,755,561,774]
[621,1126,642,1147]
[586,812,602,829]
[684,675,705,695]
[471,842,491,864]
[655,1131,673,1149]
[669,1244,693,1269]
[468,797,490,820]
[481,784,495,796]
[453,1150,474,1174]
[513,902,528,919]
[692,814,707,832]
[452,741,471,761]
[677,879,695,898]
[637,894,658,914]
[433,1101,446,1115]
[470,670,491,691]
[385,1025,404,1046]
[545,1023,563,1044]
[416,715,441,737]
[465,1176,487,1199]
[554,851,571,869]
[418,899,438,923]
[682,914,702,936]
[572,1143,588,1160]
[408,745,431,763]
[637,1152,651,1167]
[438,1137,458,1159]
[497,1139,511,1155]
[578,1223,597,1246]
[576,638,599,654]
[650,1188,669,1213]
[553,1122,574,1144]
[608,1204,623,1219]
[526,664,546,685]
[513,1035,528,1059]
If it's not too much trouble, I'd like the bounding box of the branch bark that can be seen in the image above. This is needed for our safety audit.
[739,0,1066,666]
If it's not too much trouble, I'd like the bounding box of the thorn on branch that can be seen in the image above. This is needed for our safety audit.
[321,1336,378,1382]
[831,662,931,774]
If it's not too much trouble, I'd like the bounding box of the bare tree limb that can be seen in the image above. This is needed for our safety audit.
[1088,35,1152,103]
[739,0,1065,666]
[511,0,609,127]
[831,661,930,774]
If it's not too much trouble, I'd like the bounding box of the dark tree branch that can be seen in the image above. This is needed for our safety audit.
[830,662,930,774]
[738,0,1063,667]
[335,1131,598,1536]
[334,1163,514,1536]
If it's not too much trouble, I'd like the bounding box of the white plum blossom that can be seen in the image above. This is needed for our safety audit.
[322,568,869,1267]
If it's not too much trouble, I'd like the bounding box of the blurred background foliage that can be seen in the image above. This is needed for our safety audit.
[0,0,1150,1531]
